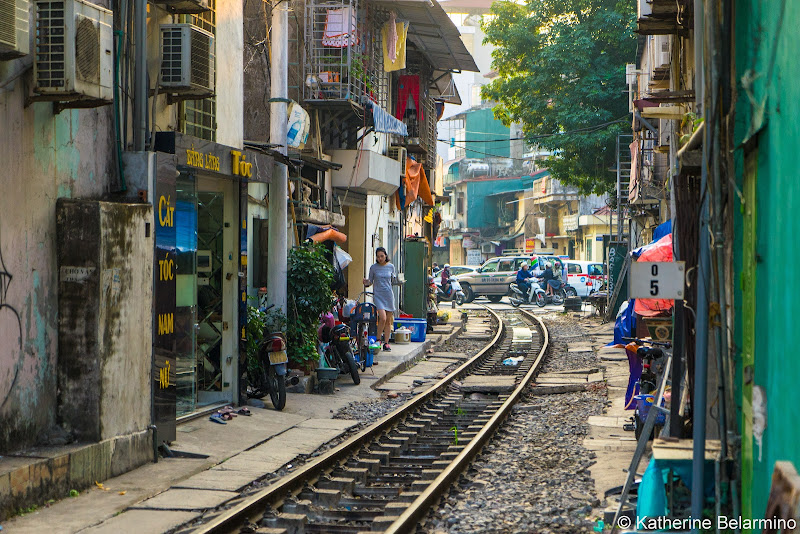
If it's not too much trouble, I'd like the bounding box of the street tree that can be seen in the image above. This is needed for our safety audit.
[481,0,636,195]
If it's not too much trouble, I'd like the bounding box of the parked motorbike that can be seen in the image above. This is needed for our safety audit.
[250,331,292,411]
[508,279,570,307]
[622,337,669,440]
[319,322,361,385]
[436,279,465,307]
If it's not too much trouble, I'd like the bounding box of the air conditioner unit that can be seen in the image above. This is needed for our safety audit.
[160,24,214,96]
[480,242,495,254]
[0,0,30,59]
[150,0,209,15]
[388,146,407,177]
[33,0,113,101]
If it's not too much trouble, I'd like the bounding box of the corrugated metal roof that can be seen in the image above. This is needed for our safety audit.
[372,0,479,72]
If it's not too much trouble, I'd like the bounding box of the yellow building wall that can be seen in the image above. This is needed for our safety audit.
[342,205,366,299]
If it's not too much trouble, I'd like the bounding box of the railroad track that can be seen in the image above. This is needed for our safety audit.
[186,307,549,534]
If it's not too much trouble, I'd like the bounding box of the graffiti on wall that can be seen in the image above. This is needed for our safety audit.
[0,225,23,409]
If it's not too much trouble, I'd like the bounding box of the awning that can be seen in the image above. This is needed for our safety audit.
[372,0,479,72]
[486,188,527,198]
[430,71,462,104]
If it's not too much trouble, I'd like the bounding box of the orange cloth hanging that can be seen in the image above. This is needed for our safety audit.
[404,159,435,207]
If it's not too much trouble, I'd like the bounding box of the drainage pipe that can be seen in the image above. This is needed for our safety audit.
[691,0,712,526]
[133,0,147,151]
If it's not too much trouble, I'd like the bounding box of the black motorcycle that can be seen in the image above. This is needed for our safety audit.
[320,323,361,384]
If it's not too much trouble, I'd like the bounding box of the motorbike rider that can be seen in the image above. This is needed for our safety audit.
[516,262,536,300]
[539,262,556,296]
[440,264,452,297]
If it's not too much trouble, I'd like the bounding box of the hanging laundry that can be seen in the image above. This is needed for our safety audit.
[403,158,434,207]
[369,102,408,136]
[322,8,358,48]
[382,21,408,72]
[395,75,422,120]
[387,12,398,61]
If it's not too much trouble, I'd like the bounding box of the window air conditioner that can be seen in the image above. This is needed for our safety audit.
[33,0,113,101]
[160,24,214,96]
[0,0,30,59]
[388,146,408,177]
[480,242,495,254]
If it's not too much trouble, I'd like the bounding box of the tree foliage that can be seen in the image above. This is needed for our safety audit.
[481,0,636,195]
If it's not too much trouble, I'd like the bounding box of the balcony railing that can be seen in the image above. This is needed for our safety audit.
[303,0,387,107]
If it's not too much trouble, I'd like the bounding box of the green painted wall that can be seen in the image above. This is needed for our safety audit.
[464,108,510,159]
[734,0,800,526]
[464,174,540,229]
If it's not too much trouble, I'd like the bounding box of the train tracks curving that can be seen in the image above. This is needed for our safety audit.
[185,307,549,534]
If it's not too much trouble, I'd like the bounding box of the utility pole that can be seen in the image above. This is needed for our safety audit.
[267,0,289,314]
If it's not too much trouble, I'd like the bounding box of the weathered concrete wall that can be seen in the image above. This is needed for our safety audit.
[56,200,153,442]
[215,0,244,148]
[0,64,116,452]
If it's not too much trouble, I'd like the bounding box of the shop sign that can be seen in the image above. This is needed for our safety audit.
[159,132,270,182]
[466,249,482,265]
[563,214,578,232]
[153,171,177,443]
[525,238,536,253]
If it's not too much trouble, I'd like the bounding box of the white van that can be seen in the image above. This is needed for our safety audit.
[563,260,607,297]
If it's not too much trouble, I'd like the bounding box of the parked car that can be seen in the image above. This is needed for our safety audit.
[563,260,607,297]
[432,265,479,286]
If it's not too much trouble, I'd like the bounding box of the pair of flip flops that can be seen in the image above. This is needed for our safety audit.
[209,406,252,424]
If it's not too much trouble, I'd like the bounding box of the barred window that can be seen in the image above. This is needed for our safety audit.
[180,0,216,141]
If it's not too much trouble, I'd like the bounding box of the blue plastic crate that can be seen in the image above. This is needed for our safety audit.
[394,318,427,342]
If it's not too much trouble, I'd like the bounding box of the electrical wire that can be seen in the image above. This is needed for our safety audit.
[436,116,630,143]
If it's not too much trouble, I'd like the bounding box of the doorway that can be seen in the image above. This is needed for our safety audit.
[174,174,237,414]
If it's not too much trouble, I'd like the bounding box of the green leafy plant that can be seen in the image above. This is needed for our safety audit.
[287,243,335,365]
[480,0,637,195]
[350,52,374,95]
[244,304,287,376]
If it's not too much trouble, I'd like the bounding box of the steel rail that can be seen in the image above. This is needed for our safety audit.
[383,307,549,534]
[192,306,505,534]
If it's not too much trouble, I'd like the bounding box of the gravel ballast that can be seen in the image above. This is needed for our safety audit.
[419,311,607,534]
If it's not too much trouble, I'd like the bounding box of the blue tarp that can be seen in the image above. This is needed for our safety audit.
[652,219,672,242]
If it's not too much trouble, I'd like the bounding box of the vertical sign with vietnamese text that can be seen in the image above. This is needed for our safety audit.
[154,170,177,443]
[606,241,629,317]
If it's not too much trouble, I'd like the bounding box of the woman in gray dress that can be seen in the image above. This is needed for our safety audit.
[363,247,399,351]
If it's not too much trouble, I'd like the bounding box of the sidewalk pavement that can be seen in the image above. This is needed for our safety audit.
[581,322,650,523]
[2,320,464,534]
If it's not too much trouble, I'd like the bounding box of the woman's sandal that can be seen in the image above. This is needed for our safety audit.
[383,343,391,352]
[237,407,252,416]
[209,413,227,424]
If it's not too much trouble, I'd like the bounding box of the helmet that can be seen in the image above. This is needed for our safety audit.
[428,275,434,283]
[444,264,450,269]
[521,262,528,268]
